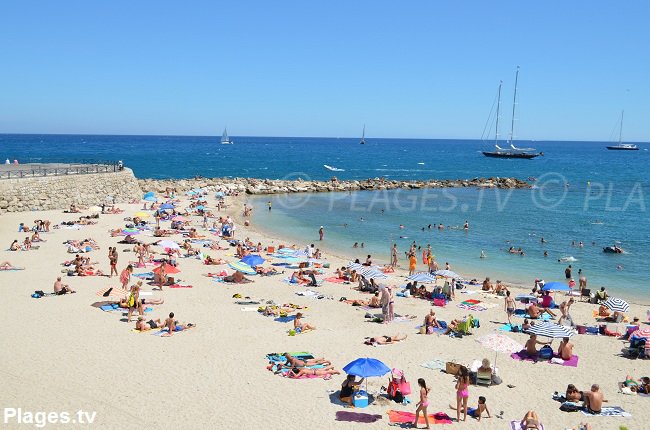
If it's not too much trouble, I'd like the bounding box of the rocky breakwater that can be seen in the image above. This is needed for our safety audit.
[138,176,530,195]
[0,168,142,213]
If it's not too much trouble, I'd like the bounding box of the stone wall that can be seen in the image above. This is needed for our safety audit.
[0,168,142,213]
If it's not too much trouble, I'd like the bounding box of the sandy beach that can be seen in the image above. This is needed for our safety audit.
[1,193,648,430]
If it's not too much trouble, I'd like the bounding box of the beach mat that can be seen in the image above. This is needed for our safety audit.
[324,277,347,284]
[580,406,631,417]
[274,315,296,323]
[387,410,452,425]
[420,359,446,371]
[168,284,193,288]
[499,324,522,332]
[513,309,552,321]
[335,411,382,423]
[510,350,579,367]
[510,421,545,430]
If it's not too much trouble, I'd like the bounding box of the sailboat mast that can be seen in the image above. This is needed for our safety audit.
[508,66,520,144]
[619,110,624,144]
[495,81,502,146]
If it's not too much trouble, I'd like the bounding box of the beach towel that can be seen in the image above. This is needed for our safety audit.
[387,410,452,425]
[0,267,24,271]
[549,354,579,367]
[168,284,193,288]
[461,299,481,305]
[132,272,154,279]
[513,309,552,321]
[499,324,523,332]
[324,277,347,284]
[510,350,579,367]
[335,411,382,423]
[274,315,296,323]
[420,359,446,371]
[580,406,631,417]
[510,421,545,430]
[393,315,417,323]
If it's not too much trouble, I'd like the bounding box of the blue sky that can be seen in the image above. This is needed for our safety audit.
[1,1,649,141]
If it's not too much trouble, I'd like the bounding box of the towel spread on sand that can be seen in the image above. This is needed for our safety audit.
[387,410,452,424]
[510,350,579,367]
[513,309,552,321]
[324,277,347,284]
[499,324,523,332]
[420,359,446,371]
[580,406,631,417]
[168,284,193,288]
[335,411,382,423]
[510,421,545,430]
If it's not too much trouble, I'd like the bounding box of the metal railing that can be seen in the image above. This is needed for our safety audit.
[0,161,123,179]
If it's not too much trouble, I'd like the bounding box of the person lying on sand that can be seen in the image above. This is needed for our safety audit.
[135,317,163,331]
[527,302,557,319]
[521,410,541,430]
[223,271,253,284]
[54,277,75,295]
[0,261,23,270]
[256,266,278,276]
[621,376,650,393]
[279,353,331,368]
[364,333,408,345]
[285,366,341,378]
[204,255,226,265]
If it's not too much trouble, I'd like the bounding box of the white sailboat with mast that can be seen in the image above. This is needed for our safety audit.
[606,111,638,150]
[220,128,233,145]
[360,124,366,145]
[482,66,542,159]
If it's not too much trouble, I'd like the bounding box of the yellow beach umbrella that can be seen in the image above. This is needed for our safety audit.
[133,211,151,218]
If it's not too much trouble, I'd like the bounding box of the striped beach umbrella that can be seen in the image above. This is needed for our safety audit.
[526,322,574,339]
[434,270,460,279]
[96,287,128,298]
[359,268,388,280]
[228,261,256,275]
[604,297,630,313]
[347,262,364,272]
[157,240,180,250]
[630,327,650,341]
[407,272,436,283]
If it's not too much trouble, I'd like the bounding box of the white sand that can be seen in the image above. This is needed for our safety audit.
[1,196,648,430]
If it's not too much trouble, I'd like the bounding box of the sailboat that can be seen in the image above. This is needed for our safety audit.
[220,128,233,145]
[482,67,542,159]
[360,125,366,145]
[606,111,638,150]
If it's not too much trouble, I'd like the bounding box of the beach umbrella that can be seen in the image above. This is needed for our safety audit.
[133,211,150,218]
[407,272,436,283]
[153,264,180,274]
[526,322,574,339]
[630,327,650,341]
[604,297,630,313]
[160,203,175,210]
[157,240,180,250]
[347,262,364,272]
[241,254,265,267]
[171,216,187,222]
[434,270,460,279]
[515,294,538,302]
[95,287,128,298]
[476,332,524,354]
[228,261,256,275]
[143,195,157,202]
[215,191,225,197]
[343,357,390,378]
[143,191,155,199]
[542,282,571,292]
[360,268,388,280]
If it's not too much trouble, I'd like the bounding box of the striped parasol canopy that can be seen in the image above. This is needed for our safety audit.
[347,262,364,272]
[407,272,436,283]
[604,297,630,313]
[228,261,256,275]
[359,268,388,280]
[526,322,574,339]
[630,327,650,341]
[434,270,460,279]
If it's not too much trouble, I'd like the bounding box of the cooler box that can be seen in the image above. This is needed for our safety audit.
[352,390,369,408]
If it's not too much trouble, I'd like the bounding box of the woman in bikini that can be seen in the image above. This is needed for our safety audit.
[521,410,541,430]
[455,366,470,422]
[365,333,408,345]
[135,317,163,331]
[412,378,431,429]
[505,291,516,325]
[287,366,340,378]
[0,261,23,270]
[293,313,316,332]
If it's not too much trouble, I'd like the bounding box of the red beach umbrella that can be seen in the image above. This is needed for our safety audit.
[153,264,180,274]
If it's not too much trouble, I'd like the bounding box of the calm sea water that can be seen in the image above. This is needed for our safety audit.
[2,134,649,300]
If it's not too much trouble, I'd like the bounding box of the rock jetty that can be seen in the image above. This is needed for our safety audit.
[138,176,530,195]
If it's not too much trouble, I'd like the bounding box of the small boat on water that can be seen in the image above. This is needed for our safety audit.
[606,111,638,150]
[323,164,345,172]
[360,125,366,145]
[220,128,233,145]
[603,245,624,254]
[482,67,543,159]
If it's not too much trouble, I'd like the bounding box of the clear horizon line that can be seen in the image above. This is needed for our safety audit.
[0,132,647,145]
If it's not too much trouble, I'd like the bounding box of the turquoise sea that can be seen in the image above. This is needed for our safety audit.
[2,134,649,301]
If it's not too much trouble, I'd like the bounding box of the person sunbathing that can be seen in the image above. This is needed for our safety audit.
[293,312,315,332]
[565,384,584,402]
[622,376,650,393]
[528,302,556,319]
[286,366,340,378]
[135,317,163,331]
[521,410,541,430]
[162,312,195,336]
[524,334,551,361]
[424,310,442,332]
[153,228,172,237]
[204,255,226,265]
[0,261,23,270]
[582,384,605,414]
[365,333,408,345]
[256,266,278,275]
[290,270,310,284]
[54,277,75,294]
[557,337,574,360]
[281,353,330,368]
[223,271,252,284]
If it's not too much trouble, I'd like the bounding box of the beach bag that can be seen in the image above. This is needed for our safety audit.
[445,362,461,375]
[560,402,581,412]
[387,381,404,403]
[539,345,553,359]
[491,374,502,385]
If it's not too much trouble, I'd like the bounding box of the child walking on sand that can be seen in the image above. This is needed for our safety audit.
[412,378,430,429]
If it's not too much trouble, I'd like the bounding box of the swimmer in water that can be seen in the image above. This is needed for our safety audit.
[399,224,404,229]
[540,237,546,243]
[360,217,365,222]
[480,251,486,259]
[543,251,548,257]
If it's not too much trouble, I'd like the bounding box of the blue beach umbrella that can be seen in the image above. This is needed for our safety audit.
[542,282,571,292]
[196,205,205,210]
[215,191,225,197]
[343,358,390,378]
[160,203,175,210]
[241,254,265,267]
[407,272,436,283]
[143,195,157,202]
[228,261,256,275]
[143,191,155,199]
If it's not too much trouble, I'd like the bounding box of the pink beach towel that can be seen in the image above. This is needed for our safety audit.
[387,410,452,425]
[169,284,193,288]
[324,277,346,284]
